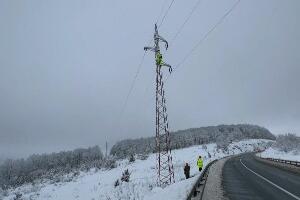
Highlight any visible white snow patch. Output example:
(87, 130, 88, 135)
(259, 147, 300, 162)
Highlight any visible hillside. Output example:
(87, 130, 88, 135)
(1, 139, 271, 200)
(111, 124, 275, 158)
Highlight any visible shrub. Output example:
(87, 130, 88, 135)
(121, 169, 130, 183)
(114, 179, 120, 187)
(137, 154, 148, 160)
(13, 192, 22, 200)
(102, 157, 116, 169)
(129, 155, 135, 163)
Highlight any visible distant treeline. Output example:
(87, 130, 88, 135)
(110, 124, 275, 158)
(0, 146, 115, 189)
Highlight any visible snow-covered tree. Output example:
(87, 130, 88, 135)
(273, 133, 300, 152)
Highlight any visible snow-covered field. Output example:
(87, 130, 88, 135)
(2, 139, 270, 200)
(259, 147, 300, 162)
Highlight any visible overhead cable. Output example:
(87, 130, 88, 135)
(174, 0, 241, 72)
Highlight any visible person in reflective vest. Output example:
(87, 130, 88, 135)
(155, 51, 172, 73)
(197, 156, 203, 171)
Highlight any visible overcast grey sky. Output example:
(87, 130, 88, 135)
(1, 0, 299, 158)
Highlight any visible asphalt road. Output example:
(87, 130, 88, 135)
(222, 153, 300, 200)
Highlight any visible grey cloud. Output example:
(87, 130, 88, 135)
(0, 0, 299, 158)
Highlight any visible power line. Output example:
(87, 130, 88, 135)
(116, 51, 146, 128)
(156, 0, 170, 25)
(142, 0, 202, 108)
(119, 0, 240, 127)
(158, 0, 175, 28)
(170, 0, 203, 44)
(173, 0, 241, 72)
(117, 0, 176, 127)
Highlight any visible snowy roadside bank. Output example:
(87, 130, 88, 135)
(258, 147, 300, 162)
(2, 139, 270, 200)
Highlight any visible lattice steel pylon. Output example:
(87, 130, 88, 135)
(144, 24, 175, 187)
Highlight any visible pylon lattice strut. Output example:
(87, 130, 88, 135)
(144, 24, 174, 187)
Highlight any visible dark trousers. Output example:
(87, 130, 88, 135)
(185, 173, 190, 179)
(198, 167, 202, 171)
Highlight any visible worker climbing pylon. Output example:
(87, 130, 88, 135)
(144, 24, 172, 74)
(156, 51, 172, 73)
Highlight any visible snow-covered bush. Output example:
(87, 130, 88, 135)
(129, 154, 135, 163)
(137, 154, 149, 160)
(273, 133, 300, 153)
(114, 179, 120, 187)
(101, 157, 116, 169)
(13, 192, 22, 200)
(121, 169, 130, 183)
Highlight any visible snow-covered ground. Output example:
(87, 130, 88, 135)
(2, 139, 270, 200)
(259, 147, 300, 162)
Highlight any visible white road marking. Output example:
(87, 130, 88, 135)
(240, 158, 300, 200)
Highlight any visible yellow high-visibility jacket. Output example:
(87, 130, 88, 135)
(156, 53, 163, 65)
(197, 158, 203, 168)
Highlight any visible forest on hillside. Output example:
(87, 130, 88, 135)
(110, 124, 275, 158)
(0, 146, 115, 189)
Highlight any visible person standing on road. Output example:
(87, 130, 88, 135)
(184, 163, 190, 179)
(197, 156, 203, 172)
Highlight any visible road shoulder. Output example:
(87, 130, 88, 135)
(202, 157, 230, 200)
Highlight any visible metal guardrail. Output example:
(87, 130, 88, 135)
(186, 159, 218, 200)
(262, 157, 300, 167)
